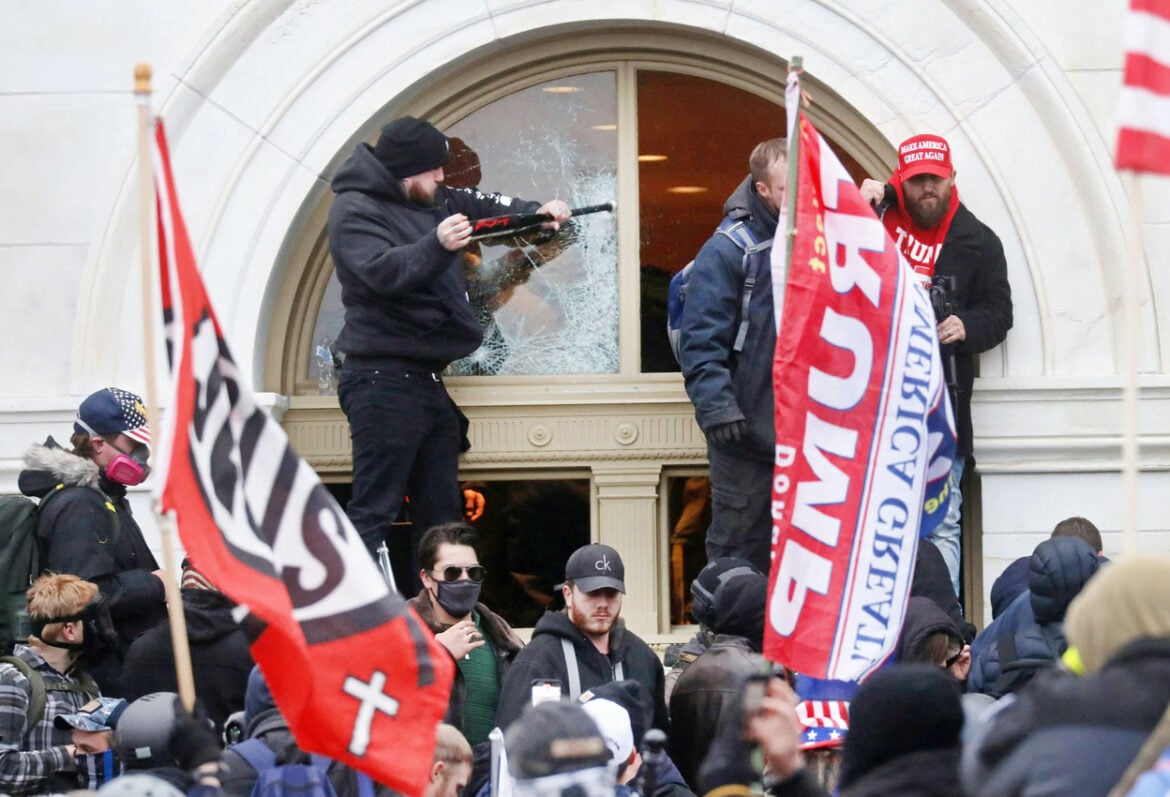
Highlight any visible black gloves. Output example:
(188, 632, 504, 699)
(707, 420, 747, 448)
(696, 721, 761, 795)
(170, 697, 223, 772)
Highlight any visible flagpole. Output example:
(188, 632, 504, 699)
(1121, 170, 1141, 557)
(783, 56, 803, 286)
(135, 63, 197, 712)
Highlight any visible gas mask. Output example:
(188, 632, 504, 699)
(103, 442, 151, 486)
(75, 750, 122, 790)
(31, 595, 119, 661)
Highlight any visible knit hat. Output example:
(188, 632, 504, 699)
(504, 701, 611, 779)
(895, 134, 953, 180)
(562, 544, 625, 593)
(690, 557, 759, 629)
(579, 680, 648, 747)
(372, 116, 449, 179)
(1065, 554, 1170, 675)
(837, 664, 963, 789)
(75, 387, 151, 445)
(708, 571, 768, 647)
(444, 137, 482, 189)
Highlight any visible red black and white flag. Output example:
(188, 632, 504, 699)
(764, 80, 956, 682)
(150, 119, 453, 796)
(1117, 0, 1170, 174)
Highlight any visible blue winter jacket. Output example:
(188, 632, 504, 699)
(678, 178, 778, 461)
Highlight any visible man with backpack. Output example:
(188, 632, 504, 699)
(17, 386, 168, 695)
(0, 573, 103, 795)
(677, 139, 785, 574)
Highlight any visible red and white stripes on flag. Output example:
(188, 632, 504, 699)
(1117, 0, 1170, 174)
(797, 700, 850, 750)
(150, 119, 453, 797)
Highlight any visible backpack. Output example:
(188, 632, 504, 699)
(0, 653, 100, 731)
(0, 488, 72, 654)
(666, 216, 774, 364)
(232, 739, 374, 797)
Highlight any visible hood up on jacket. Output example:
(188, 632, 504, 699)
(19, 437, 103, 498)
(897, 597, 964, 664)
(1028, 536, 1100, 625)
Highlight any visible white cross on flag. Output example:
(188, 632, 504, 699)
(1117, 0, 1170, 174)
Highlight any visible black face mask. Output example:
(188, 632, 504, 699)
(434, 580, 481, 618)
(31, 596, 118, 660)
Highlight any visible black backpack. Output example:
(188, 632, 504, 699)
(0, 486, 109, 653)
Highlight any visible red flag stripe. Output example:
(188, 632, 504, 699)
(1131, 0, 1170, 19)
(1117, 128, 1170, 174)
(1125, 53, 1170, 96)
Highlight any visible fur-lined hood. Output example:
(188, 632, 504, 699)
(18, 438, 103, 498)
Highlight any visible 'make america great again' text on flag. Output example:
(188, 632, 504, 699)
(764, 113, 956, 682)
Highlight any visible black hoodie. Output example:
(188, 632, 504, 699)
(326, 143, 542, 367)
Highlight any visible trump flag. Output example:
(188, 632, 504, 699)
(764, 112, 955, 681)
(151, 119, 453, 796)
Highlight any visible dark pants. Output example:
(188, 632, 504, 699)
(705, 443, 773, 574)
(338, 365, 464, 592)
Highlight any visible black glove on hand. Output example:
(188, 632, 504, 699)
(170, 697, 222, 771)
(697, 728, 760, 795)
(708, 420, 747, 448)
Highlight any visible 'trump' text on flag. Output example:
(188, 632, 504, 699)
(150, 119, 453, 797)
(764, 112, 955, 682)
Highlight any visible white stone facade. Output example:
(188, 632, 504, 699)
(2, 0, 1167, 632)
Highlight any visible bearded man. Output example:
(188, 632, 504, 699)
(327, 116, 570, 590)
(861, 134, 1013, 597)
(495, 544, 667, 734)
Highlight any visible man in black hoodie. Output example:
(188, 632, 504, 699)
(677, 139, 784, 574)
(327, 116, 570, 585)
(495, 544, 667, 734)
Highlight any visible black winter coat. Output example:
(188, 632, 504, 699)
(495, 610, 667, 734)
(931, 202, 1013, 456)
(327, 143, 541, 368)
(969, 637, 1170, 796)
(18, 441, 166, 694)
(121, 588, 254, 734)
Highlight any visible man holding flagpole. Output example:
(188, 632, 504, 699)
(860, 136, 1013, 597)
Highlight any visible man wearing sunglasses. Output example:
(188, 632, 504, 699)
(408, 523, 524, 748)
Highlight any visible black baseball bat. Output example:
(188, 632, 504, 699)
(469, 202, 614, 241)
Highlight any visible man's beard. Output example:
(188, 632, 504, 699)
(569, 601, 617, 638)
(407, 181, 438, 207)
(905, 184, 951, 229)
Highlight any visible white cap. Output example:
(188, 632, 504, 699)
(580, 698, 634, 765)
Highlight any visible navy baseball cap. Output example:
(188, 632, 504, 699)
(74, 387, 151, 446)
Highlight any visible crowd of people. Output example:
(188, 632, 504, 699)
(1, 116, 1159, 797)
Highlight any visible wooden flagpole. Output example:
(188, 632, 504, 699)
(783, 55, 803, 290)
(135, 63, 197, 711)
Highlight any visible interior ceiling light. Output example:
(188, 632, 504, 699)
(542, 85, 582, 93)
(667, 186, 708, 194)
(591, 123, 617, 131)
(638, 154, 668, 162)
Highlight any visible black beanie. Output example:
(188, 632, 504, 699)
(837, 664, 963, 789)
(372, 116, 449, 178)
(579, 680, 649, 747)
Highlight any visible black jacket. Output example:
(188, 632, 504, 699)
(678, 177, 778, 460)
(495, 610, 668, 733)
(970, 637, 1170, 796)
(121, 588, 254, 734)
(327, 143, 541, 368)
(18, 441, 166, 693)
(407, 589, 524, 738)
(931, 202, 1013, 456)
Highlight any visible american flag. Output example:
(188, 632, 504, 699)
(110, 388, 151, 445)
(797, 700, 850, 750)
(1117, 0, 1170, 174)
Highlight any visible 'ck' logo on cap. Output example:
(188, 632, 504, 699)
(595, 555, 612, 572)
